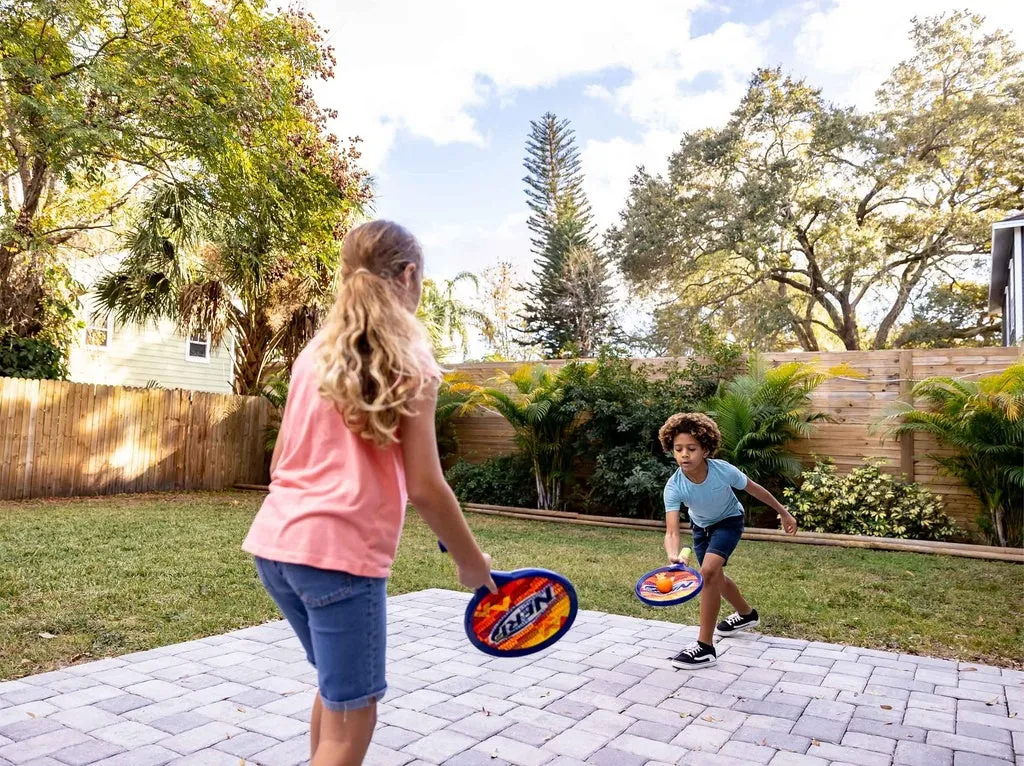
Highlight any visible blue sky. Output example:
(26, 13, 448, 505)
(300, 0, 1023, 355)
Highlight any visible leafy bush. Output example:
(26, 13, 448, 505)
(436, 373, 475, 467)
(783, 460, 961, 541)
(446, 455, 536, 508)
(881, 362, 1024, 547)
(0, 332, 69, 380)
(261, 373, 289, 453)
(563, 338, 743, 518)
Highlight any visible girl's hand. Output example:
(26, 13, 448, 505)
(780, 508, 798, 535)
(458, 552, 498, 594)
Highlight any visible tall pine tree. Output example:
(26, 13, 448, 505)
(519, 113, 617, 357)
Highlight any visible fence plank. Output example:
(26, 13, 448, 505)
(0, 378, 271, 500)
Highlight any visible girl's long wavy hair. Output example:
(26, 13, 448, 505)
(316, 220, 434, 446)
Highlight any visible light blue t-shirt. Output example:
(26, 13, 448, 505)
(663, 459, 748, 528)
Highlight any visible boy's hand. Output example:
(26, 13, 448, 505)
(780, 508, 798, 535)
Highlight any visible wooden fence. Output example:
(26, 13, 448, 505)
(448, 348, 1023, 531)
(0, 378, 271, 501)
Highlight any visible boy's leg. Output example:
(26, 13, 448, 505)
(721, 575, 751, 616)
(698, 553, 727, 646)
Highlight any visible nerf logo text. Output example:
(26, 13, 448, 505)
(490, 585, 556, 644)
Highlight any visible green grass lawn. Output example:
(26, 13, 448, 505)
(1, 491, 1022, 680)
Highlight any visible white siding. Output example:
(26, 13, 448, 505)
(69, 314, 234, 393)
(67, 255, 235, 393)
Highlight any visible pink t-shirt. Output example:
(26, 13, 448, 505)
(242, 337, 439, 578)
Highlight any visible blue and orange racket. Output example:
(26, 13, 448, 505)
(438, 540, 578, 656)
(635, 563, 703, 607)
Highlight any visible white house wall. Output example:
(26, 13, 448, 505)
(69, 313, 235, 393)
(67, 254, 235, 393)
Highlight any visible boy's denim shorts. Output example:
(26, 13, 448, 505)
(255, 557, 387, 711)
(690, 514, 745, 566)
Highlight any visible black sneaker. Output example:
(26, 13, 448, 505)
(671, 641, 717, 669)
(716, 609, 760, 636)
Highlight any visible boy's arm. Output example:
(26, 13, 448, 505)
(663, 481, 686, 562)
(664, 511, 684, 563)
(744, 479, 798, 534)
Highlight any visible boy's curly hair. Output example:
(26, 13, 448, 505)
(659, 412, 721, 455)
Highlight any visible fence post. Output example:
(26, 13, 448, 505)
(899, 349, 915, 481)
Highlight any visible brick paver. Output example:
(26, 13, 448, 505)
(0, 588, 1018, 765)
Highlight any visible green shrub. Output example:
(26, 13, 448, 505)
(0, 332, 69, 380)
(564, 338, 742, 518)
(783, 460, 961, 541)
(446, 455, 536, 508)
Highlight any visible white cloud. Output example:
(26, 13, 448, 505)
(301, 0, 721, 170)
(582, 131, 678, 232)
(419, 212, 533, 283)
(578, 21, 767, 230)
(794, 0, 1024, 108)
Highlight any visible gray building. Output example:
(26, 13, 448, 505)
(990, 212, 1024, 346)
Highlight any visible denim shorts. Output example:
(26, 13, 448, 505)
(254, 557, 387, 711)
(691, 514, 745, 566)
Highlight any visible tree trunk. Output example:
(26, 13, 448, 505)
(0, 156, 49, 328)
(234, 320, 274, 396)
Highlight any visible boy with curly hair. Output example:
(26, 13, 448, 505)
(659, 412, 797, 668)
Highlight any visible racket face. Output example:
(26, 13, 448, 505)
(465, 569, 577, 657)
(635, 564, 703, 606)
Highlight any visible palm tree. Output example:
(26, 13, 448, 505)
(881, 362, 1024, 547)
(707, 358, 834, 485)
(470, 362, 592, 509)
(417, 272, 494, 361)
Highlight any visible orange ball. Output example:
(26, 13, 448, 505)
(655, 574, 673, 593)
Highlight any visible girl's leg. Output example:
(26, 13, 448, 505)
(311, 703, 377, 766)
(311, 691, 323, 759)
(721, 575, 752, 615)
(698, 553, 727, 645)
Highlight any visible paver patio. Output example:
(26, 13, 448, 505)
(1, 588, 1021, 766)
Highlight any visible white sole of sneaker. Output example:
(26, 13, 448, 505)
(715, 618, 760, 637)
(671, 657, 718, 670)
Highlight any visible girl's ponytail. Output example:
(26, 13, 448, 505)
(315, 222, 434, 446)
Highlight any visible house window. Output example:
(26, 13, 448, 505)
(185, 334, 211, 362)
(84, 308, 112, 349)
